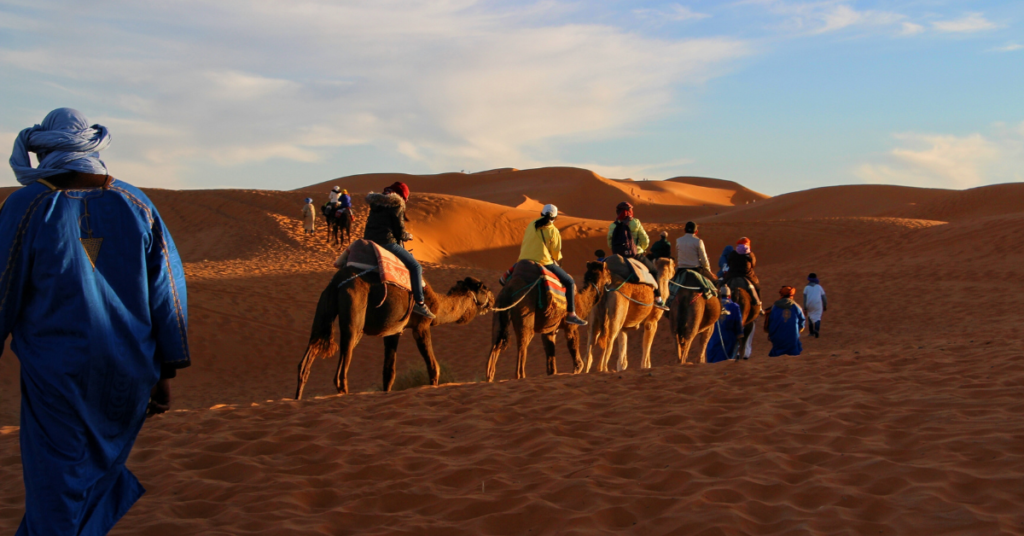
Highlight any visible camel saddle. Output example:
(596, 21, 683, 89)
(670, 268, 717, 301)
(498, 260, 567, 311)
(333, 239, 413, 292)
(604, 254, 658, 288)
(726, 276, 760, 304)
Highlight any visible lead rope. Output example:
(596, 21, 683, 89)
(490, 278, 542, 312)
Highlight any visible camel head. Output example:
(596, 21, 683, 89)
(450, 277, 494, 315)
(583, 260, 612, 292)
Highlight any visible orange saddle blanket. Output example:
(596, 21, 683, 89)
(334, 239, 412, 292)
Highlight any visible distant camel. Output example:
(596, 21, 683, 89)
(725, 280, 761, 360)
(324, 207, 353, 247)
(669, 270, 722, 364)
(587, 257, 674, 372)
(295, 270, 493, 399)
(485, 261, 610, 382)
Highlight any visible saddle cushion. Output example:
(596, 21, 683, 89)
(604, 255, 657, 288)
(669, 268, 717, 301)
(334, 239, 412, 292)
(499, 260, 567, 311)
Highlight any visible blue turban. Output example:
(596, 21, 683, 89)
(9, 108, 111, 185)
(305, 197, 313, 204)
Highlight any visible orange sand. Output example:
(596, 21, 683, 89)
(2, 169, 1024, 534)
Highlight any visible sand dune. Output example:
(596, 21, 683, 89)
(300, 167, 768, 222)
(705, 182, 1024, 223)
(3, 172, 1024, 534)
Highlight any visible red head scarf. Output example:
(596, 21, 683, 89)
(779, 286, 796, 299)
(385, 181, 410, 201)
(616, 201, 633, 221)
(737, 237, 751, 246)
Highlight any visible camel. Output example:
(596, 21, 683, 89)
(669, 269, 722, 364)
(725, 279, 761, 360)
(295, 268, 493, 399)
(324, 207, 353, 247)
(587, 257, 674, 373)
(485, 261, 610, 382)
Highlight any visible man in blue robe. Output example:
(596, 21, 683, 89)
(705, 286, 743, 363)
(2, 108, 189, 536)
(764, 286, 805, 357)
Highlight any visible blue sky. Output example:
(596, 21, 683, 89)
(1, 0, 1022, 194)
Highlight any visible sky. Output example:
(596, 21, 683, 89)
(1, 0, 1022, 194)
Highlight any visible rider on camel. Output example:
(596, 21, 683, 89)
(726, 237, 761, 307)
(518, 204, 587, 326)
(607, 201, 668, 310)
(363, 181, 435, 319)
(328, 185, 341, 205)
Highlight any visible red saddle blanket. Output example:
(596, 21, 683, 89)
(499, 260, 567, 310)
(334, 239, 412, 292)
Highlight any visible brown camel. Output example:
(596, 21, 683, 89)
(669, 270, 722, 364)
(588, 257, 674, 372)
(295, 269, 493, 399)
(485, 261, 610, 382)
(725, 279, 761, 360)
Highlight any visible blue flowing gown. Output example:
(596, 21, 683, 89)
(0, 178, 189, 536)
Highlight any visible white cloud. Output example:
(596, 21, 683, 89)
(857, 124, 1024, 189)
(741, 0, 905, 35)
(634, 4, 710, 22)
(0, 1, 749, 187)
(990, 43, 1023, 53)
(899, 22, 924, 36)
(932, 12, 998, 33)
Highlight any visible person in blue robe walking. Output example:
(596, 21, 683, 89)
(764, 286, 805, 357)
(705, 286, 743, 363)
(2, 108, 189, 536)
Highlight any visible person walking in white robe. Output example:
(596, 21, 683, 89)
(803, 273, 827, 338)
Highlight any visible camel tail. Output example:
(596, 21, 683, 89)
(306, 275, 342, 360)
(296, 274, 344, 399)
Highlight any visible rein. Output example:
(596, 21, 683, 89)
(604, 274, 656, 307)
(490, 278, 542, 312)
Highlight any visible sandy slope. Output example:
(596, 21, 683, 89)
(300, 167, 768, 221)
(3, 173, 1024, 534)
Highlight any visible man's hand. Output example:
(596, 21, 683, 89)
(147, 379, 171, 417)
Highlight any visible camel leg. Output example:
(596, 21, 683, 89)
(413, 325, 441, 386)
(600, 318, 623, 373)
(382, 333, 402, 392)
(516, 329, 534, 380)
(695, 328, 713, 364)
(296, 343, 326, 400)
(564, 326, 584, 374)
(541, 331, 558, 375)
(513, 312, 534, 380)
(334, 324, 364, 394)
(616, 331, 629, 372)
(641, 319, 658, 369)
(486, 311, 511, 382)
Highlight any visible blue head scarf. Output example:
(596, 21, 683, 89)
(305, 197, 313, 204)
(9, 108, 111, 185)
(718, 245, 734, 270)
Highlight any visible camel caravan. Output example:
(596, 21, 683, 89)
(296, 183, 770, 398)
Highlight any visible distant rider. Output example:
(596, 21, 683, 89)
(726, 237, 761, 307)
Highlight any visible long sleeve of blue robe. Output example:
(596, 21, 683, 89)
(706, 300, 743, 363)
(766, 299, 804, 357)
(0, 179, 189, 536)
